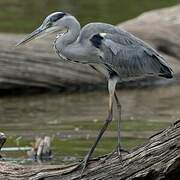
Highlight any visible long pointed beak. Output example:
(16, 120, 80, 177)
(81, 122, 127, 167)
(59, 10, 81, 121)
(16, 26, 46, 46)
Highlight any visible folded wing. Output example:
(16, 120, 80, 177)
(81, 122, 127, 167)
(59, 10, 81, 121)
(93, 32, 173, 80)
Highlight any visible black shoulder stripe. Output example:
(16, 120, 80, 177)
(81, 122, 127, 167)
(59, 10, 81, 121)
(90, 34, 103, 48)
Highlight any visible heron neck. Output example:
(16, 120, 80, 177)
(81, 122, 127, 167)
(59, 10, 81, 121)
(55, 16, 81, 48)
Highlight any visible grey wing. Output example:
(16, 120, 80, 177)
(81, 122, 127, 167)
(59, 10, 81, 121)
(92, 33, 173, 80)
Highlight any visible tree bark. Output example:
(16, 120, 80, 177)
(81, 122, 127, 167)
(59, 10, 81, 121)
(0, 120, 180, 180)
(1, 5, 180, 92)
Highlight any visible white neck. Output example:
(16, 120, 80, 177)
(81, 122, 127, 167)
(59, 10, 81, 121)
(55, 16, 81, 50)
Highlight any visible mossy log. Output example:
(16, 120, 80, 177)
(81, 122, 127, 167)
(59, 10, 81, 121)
(0, 120, 180, 180)
(0, 5, 180, 91)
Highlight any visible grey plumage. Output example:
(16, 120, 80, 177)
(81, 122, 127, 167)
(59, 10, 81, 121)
(79, 23, 173, 80)
(16, 12, 173, 81)
(53, 18, 173, 80)
(17, 12, 173, 175)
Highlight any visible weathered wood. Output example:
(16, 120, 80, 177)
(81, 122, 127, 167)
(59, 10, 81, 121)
(0, 120, 180, 180)
(0, 33, 103, 92)
(0, 5, 180, 91)
(27, 136, 52, 160)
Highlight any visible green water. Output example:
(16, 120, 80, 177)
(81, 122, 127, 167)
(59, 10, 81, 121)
(0, 0, 180, 33)
(1, 85, 180, 165)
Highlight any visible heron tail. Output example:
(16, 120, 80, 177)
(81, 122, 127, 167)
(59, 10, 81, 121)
(158, 59, 173, 79)
(159, 67, 173, 78)
(143, 46, 173, 79)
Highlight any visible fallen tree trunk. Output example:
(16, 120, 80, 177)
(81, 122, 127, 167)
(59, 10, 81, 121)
(0, 5, 180, 92)
(0, 119, 180, 180)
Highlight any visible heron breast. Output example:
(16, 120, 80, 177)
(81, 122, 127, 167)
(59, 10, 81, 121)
(54, 44, 70, 61)
(58, 52, 68, 61)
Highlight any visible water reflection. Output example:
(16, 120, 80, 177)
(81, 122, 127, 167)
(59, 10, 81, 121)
(1, 85, 179, 128)
(1, 85, 179, 164)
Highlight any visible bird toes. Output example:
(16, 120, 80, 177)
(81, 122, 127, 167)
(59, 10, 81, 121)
(101, 145, 129, 164)
(76, 155, 90, 179)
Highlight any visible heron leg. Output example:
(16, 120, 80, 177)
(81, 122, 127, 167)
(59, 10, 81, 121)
(79, 78, 117, 178)
(102, 92, 129, 163)
(115, 92, 129, 155)
(114, 92, 122, 158)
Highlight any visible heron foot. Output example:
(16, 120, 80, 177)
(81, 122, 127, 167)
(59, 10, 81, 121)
(116, 145, 129, 160)
(102, 145, 129, 164)
(77, 154, 90, 179)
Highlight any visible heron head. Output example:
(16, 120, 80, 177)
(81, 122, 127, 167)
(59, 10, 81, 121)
(16, 12, 69, 46)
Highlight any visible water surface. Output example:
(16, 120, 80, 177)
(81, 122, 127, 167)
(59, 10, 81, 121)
(1, 85, 179, 164)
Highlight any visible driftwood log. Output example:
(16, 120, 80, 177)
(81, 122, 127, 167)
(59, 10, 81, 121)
(0, 120, 180, 180)
(0, 5, 180, 92)
(27, 136, 52, 161)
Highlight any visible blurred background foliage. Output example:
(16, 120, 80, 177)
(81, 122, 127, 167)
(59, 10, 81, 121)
(0, 0, 180, 33)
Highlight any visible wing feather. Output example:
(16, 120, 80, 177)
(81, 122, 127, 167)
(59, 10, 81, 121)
(79, 23, 173, 79)
(99, 34, 173, 79)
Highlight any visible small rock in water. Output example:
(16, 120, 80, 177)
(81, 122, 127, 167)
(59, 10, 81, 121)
(93, 119, 98, 123)
(63, 156, 77, 162)
(74, 127, 79, 132)
(86, 134, 90, 140)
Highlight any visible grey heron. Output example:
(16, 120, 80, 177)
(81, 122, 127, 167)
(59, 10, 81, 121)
(17, 12, 173, 175)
